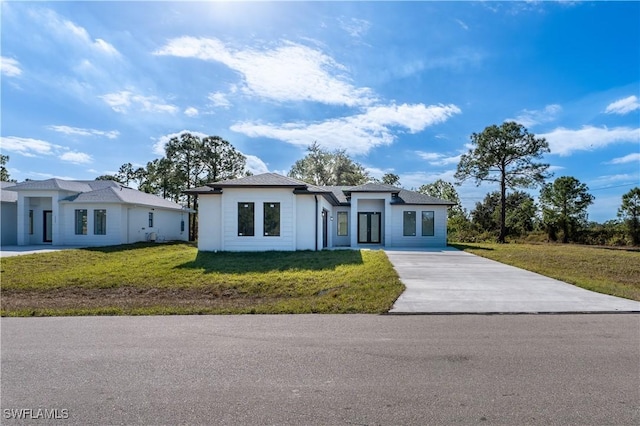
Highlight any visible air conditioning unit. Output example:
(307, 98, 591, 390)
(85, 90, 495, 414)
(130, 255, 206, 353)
(149, 232, 157, 242)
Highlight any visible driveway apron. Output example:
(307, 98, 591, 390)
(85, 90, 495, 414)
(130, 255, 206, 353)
(386, 248, 640, 314)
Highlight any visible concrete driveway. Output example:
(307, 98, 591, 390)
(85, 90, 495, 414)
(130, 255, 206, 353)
(0, 245, 87, 257)
(386, 248, 640, 314)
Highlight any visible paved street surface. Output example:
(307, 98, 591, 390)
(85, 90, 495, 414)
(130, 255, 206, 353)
(2, 314, 639, 425)
(386, 248, 640, 313)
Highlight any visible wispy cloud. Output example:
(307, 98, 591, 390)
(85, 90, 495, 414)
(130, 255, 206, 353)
(1, 135, 92, 164)
(231, 103, 461, 155)
(606, 152, 640, 165)
(184, 107, 199, 117)
(1, 56, 22, 77)
(604, 95, 639, 115)
(59, 151, 93, 164)
(208, 92, 232, 109)
(506, 104, 562, 128)
(1, 136, 60, 157)
(155, 37, 376, 106)
(339, 17, 371, 38)
(100, 90, 178, 114)
(416, 152, 462, 166)
(455, 19, 469, 30)
(539, 126, 640, 156)
(47, 125, 119, 139)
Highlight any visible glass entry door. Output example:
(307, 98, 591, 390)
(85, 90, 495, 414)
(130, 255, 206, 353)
(358, 212, 381, 244)
(43, 210, 53, 243)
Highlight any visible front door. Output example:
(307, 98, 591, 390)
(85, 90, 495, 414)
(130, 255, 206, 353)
(358, 212, 381, 244)
(43, 210, 53, 243)
(322, 209, 328, 248)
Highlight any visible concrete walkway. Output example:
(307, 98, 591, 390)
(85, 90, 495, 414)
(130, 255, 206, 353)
(0, 245, 87, 257)
(386, 248, 640, 314)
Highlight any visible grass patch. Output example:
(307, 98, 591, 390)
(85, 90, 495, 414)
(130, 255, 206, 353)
(0, 243, 404, 316)
(451, 242, 640, 301)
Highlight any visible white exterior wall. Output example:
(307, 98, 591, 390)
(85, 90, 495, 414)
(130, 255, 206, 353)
(295, 195, 316, 251)
(17, 191, 58, 245)
(59, 203, 123, 246)
(221, 188, 296, 251)
(125, 207, 188, 243)
(197, 195, 222, 251)
(390, 204, 448, 247)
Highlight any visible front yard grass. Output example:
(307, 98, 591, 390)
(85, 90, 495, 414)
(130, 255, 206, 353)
(451, 242, 640, 301)
(0, 243, 404, 316)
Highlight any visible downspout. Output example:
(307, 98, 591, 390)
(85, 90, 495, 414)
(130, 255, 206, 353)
(314, 195, 318, 251)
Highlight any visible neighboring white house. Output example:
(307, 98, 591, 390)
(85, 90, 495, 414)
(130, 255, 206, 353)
(6, 179, 189, 246)
(186, 173, 455, 252)
(1, 181, 18, 246)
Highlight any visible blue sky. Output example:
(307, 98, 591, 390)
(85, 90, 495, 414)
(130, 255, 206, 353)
(1, 1, 638, 222)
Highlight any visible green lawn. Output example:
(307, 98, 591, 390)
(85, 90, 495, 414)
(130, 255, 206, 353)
(0, 243, 405, 316)
(452, 242, 640, 301)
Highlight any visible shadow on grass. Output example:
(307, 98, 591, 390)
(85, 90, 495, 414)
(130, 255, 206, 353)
(449, 243, 494, 251)
(176, 249, 364, 274)
(80, 241, 195, 254)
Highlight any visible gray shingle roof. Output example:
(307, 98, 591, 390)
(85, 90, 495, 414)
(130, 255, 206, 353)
(9, 178, 187, 211)
(197, 173, 454, 206)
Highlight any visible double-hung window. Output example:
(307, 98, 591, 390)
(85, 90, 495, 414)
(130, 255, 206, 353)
(238, 203, 255, 236)
(263, 203, 280, 236)
(94, 209, 107, 235)
(75, 209, 87, 235)
(148, 212, 154, 228)
(337, 211, 348, 236)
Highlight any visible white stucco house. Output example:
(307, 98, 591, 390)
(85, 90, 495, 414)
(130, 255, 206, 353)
(186, 173, 454, 252)
(5, 179, 189, 247)
(1, 181, 18, 246)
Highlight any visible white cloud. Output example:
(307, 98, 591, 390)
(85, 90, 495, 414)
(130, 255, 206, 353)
(591, 173, 638, 186)
(539, 126, 640, 156)
(184, 107, 199, 117)
(1, 56, 22, 77)
(365, 166, 395, 181)
(605, 95, 640, 115)
(244, 154, 269, 175)
(0, 136, 60, 157)
(47, 125, 119, 139)
(339, 17, 371, 38)
(606, 153, 640, 165)
(155, 37, 376, 106)
(59, 151, 93, 164)
(100, 90, 178, 114)
(506, 104, 562, 128)
(455, 19, 469, 30)
(208, 92, 232, 109)
(416, 152, 462, 166)
(231, 103, 461, 155)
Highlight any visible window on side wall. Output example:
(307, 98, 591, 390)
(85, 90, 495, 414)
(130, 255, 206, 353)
(94, 209, 107, 235)
(75, 209, 87, 235)
(422, 211, 435, 236)
(149, 212, 154, 228)
(403, 211, 416, 236)
(337, 211, 348, 236)
(238, 203, 255, 236)
(263, 202, 280, 236)
(29, 210, 34, 234)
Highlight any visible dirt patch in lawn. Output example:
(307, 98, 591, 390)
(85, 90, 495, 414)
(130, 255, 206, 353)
(1, 286, 268, 311)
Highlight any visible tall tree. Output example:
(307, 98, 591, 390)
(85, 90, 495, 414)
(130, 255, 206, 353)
(539, 176, 594, 243)
(618, 187, 640, 245)
(418, 179, 464, 218)
(471, 190, 537, 237)
(455, 121, 551, 243)
(1, 155, 16, 182)
(289, 142, 369, 186)
(381, 173, 401, 186)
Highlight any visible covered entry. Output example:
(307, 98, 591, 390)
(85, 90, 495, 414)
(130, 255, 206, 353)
(358, 212, 381, 244)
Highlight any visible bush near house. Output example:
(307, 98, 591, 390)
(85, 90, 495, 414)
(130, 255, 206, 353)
(0, 243, 404, 317)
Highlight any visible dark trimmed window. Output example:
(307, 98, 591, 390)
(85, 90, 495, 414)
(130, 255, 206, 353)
(75, 209, 87, 235)
(238, 203, 255, 236)
(148, 212, 154, 228)
(28, 210, 34, 234)
(403, 211, 416, 236)
(337, 211, 348, 236)
(94, 209, 107, 235)
(263, 202, 280, 236)
(421, 211, 435, 236)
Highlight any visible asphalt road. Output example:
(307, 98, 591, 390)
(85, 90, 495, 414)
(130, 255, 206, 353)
(2, 314, 639, 425)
